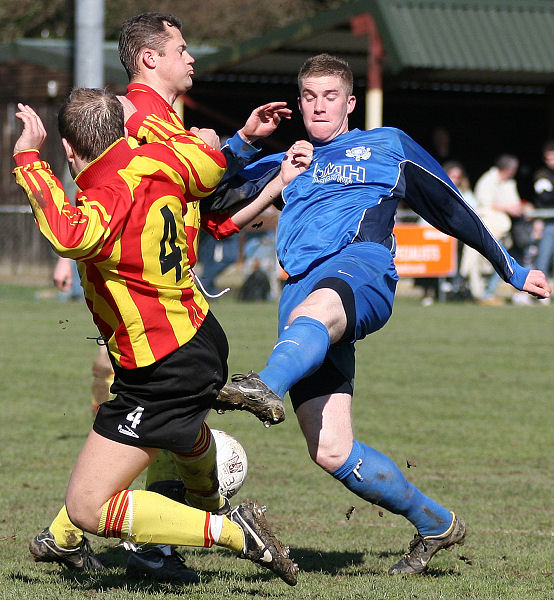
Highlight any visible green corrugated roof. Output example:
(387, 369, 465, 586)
(194, 0, 554, 83)
(379, 0, 554, 73)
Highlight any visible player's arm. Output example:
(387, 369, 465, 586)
(229, 140, 312, 229)
(202, 141, 313, 239)
(12, 104, 108, 258)
(395, 130, 550, 298)
(236, 101, 292, 144)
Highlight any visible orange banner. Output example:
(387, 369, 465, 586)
(393, 224, 457, 277)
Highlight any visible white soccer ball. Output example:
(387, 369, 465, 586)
(212, 429, 248, 499)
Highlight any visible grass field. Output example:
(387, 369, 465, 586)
(0, 283, 552, 600)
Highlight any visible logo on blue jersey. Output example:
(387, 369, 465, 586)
(346, 146, 372, 161)
(312, 162, 367, 185)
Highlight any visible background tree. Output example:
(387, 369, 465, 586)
(0, 0, 339, 43)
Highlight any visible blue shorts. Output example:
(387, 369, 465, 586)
(279, 242, 398, 406)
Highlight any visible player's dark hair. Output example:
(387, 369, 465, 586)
(298, 53, 354, 96)
(58, 88, 124, 162)
(119, 12, 182, 79)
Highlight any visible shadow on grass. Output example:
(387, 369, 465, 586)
(292, 547, 369, 574)
(10, 572, 45, 584)
(34, 546, 286, 593)
(50, 565, 290, 595)
(19, 544, 461, 595)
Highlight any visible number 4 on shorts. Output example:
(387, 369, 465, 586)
(126, 406, 144, 430)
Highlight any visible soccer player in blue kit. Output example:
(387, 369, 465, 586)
(216, 54, 552, 575)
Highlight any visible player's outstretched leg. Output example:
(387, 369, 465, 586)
(388, 513, 466, 575)
(214, 316, 330, 427)
(229, 499, 298, 586)
(29, 527, 103, 571)
(213, 371, 285, 427)
(94, 489, 297, 585)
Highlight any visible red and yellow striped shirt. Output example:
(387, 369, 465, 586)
(13, 116, 231, 369)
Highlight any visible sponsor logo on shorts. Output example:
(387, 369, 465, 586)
(117, 406, 144, 439)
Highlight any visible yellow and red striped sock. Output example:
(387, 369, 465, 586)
(97, 489, 242, 551)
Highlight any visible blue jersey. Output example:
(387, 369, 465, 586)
(213, 127, 529, 289)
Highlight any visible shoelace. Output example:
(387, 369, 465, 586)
(408, 534, 427, 553)
(80, 538, 99, 567)
(230, 371, 255, 382)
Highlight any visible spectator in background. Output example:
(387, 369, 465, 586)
(239, 205, 281, 301)
(441, 160, 487, 302)
(442, 161, 477, 301)
(532, 140, 554, 298)
(474, 155, 525, 305)
(443, 161, 476, 209)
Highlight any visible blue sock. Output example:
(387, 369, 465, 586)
(332, 440, 453, 536)
(259, 316, 330, 399)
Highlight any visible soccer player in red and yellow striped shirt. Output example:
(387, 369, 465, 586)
(25, 11, 297, 583)
(13, 89, 311, 585)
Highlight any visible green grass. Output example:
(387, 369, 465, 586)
(0, 283, 552, 599)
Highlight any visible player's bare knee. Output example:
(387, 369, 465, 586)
(65, 495, 101, 534)
(310, 442, 349, 473)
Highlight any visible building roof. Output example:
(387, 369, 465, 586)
(194, 0, 554, 88)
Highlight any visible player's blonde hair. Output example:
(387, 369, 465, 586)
(298, 54, 354, 96)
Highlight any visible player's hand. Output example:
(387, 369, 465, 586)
(13, 103, 47, 154)
(238, 102, 292, 143)
(279, 140, 313, 185)
(53, 257, 72, 292)
(116, 95, 137, 124)
(189, 127, 221, 149)
(522, 269, 551, 299)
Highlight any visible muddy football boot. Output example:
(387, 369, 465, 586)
(29, 528, 103, 571)
(388, 513, 466, 575)
(214, 372, 285, 427)
(229, 499, 298, 586)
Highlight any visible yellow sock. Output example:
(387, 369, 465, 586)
(219, 515, 245, 553)
(97, 489, 243, 550)
(171, 423, 225, 512)
(49, 505, 84, 548)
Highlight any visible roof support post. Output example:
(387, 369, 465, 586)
(75, 0, 104, 87)
(350, 13, 383, 130)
